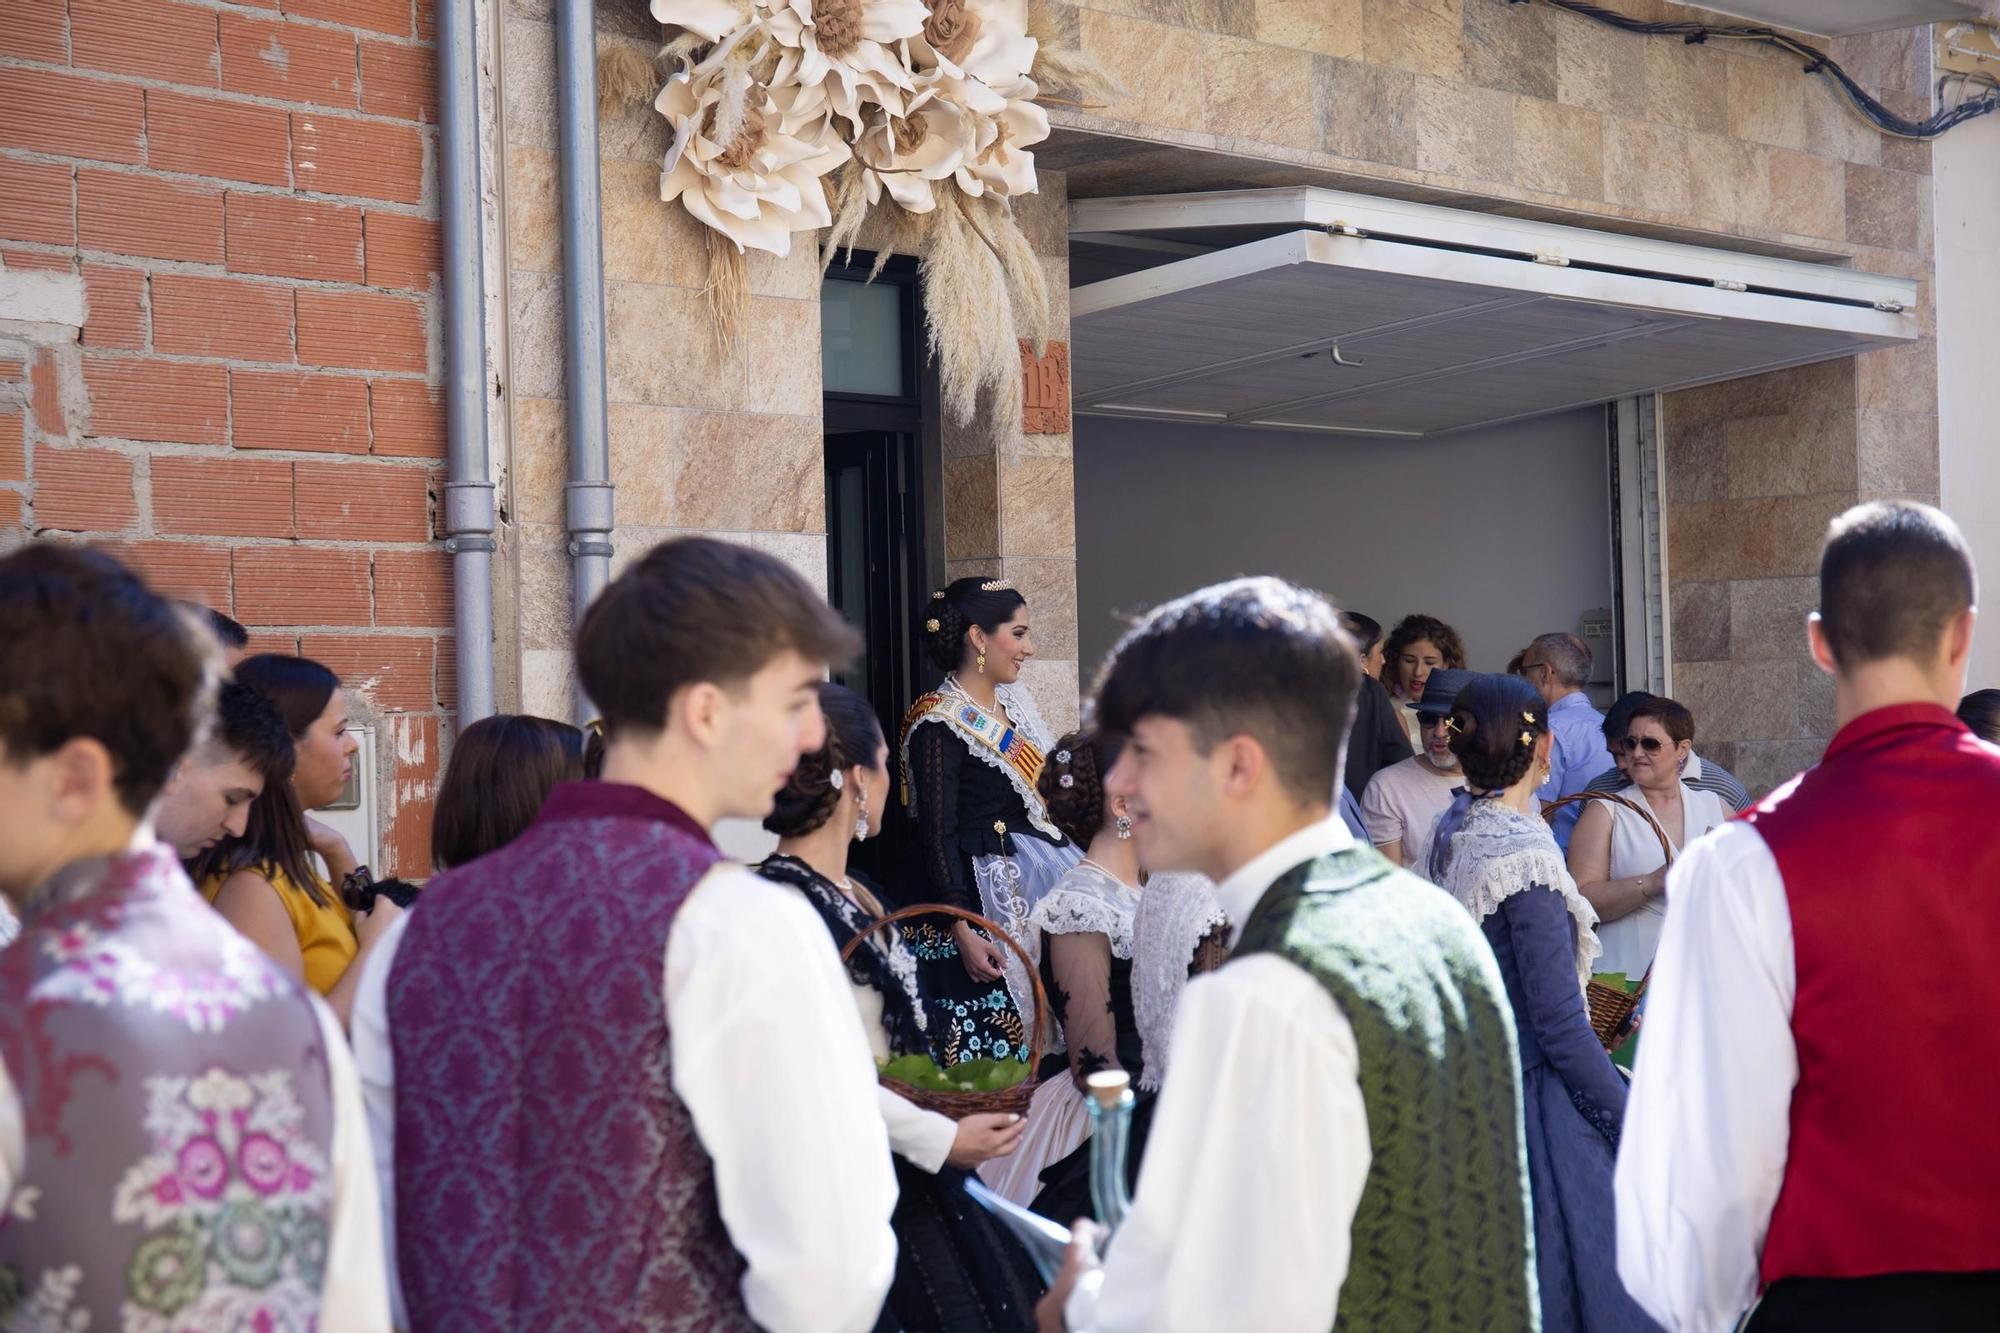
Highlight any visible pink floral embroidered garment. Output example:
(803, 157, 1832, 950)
(0, 841, 387, 1331)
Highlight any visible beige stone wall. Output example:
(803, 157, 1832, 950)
(498, 3, 829, 718)
(938, 179, 1082, 736)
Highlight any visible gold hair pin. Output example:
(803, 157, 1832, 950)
(1519, 730, 1534, 747)
(925, 619, 940, 633)
(585, 717, 606, 738)
(1522, 710, 1537, 724)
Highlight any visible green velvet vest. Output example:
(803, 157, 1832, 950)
(1233, 845, 1539, 1331)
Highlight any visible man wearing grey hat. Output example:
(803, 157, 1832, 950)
(1359, 667, 1477, 880)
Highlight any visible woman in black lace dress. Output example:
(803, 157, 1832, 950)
(900, 577, 1078, 1068)
(757, 684, 1043, 1333)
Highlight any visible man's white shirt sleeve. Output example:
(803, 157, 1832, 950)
(1615, 820, 1797, 1333)
(666, 864, 899, 1333)
(1066, 954, 1371, 1332)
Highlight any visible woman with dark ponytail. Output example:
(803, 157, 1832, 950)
(1429, 673, 1657, 1333)
(899, 576, 1080, 1068)
(756, 684, 1043, 1333)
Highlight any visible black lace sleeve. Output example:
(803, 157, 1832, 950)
(907, 721, 973, 910)
(1045, 929, 1121, 1091)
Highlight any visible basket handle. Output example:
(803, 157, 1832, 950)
(842, 903, 1049, 1077)
(1542, 789, 1675, 866)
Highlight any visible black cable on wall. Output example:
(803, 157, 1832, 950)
(1512, 0, 1998, 140)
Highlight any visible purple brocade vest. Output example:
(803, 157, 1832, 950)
(385, 782, 755, 1333)
(0, 843, 341, 1331)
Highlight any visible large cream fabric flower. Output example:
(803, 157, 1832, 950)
(854, 81, 979, 213)
(657, 54, 851, 255)
(651, 0, 752, 44)
(959, 76, 1047, 198)
(767, 0, 930, 133)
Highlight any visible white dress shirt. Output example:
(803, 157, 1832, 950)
(352, 862, 900, 1333)
(1066, 816, 1373, 1332)
(1614, 820, 1797, 1333)
(0, 993, 388, 1331)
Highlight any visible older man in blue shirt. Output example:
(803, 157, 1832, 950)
(1519, 631, 1617, 850)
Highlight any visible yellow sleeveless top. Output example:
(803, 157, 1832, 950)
(201, 862, 358, 997)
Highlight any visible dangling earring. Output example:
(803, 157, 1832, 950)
(1115, 808, 1133, 841)
(976, 649, 986, 675)
(853, 779, 870, 843)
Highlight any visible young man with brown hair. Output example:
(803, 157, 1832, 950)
(1618, 500, 2000, 1330)
(0, 544, 387, 1330)
(1038, 577, 1534, 1332)
(151, 680, 294, 859)
(351, 537, 900, 1332)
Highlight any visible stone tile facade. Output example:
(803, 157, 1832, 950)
(480, 1, 1940, 795)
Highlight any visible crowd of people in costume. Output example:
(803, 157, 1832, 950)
(1, 496, 1996, 1332)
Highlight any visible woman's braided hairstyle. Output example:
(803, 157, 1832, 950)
(922, 576, 1028, 673)
(1446, 672, 1550, 793)
(1037, 729, 1125, 846)
(764, 682, 885, 838)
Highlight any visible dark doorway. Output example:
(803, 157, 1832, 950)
(823, 256, 942, 888)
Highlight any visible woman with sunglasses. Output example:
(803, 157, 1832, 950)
(1565, 696, 1730, 978)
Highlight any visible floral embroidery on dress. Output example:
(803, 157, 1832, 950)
(108, 1068, 331, 1333)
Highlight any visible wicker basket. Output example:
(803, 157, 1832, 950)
(1542, 790, 1672, 1052)
(842, 903, 1048, 1120)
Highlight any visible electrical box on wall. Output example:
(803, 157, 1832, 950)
(1579, 608, 1617, 707)
(313, 723, 378, 874)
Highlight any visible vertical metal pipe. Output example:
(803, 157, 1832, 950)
(439, 0, 497, 724)
(554, 0, 614, 727)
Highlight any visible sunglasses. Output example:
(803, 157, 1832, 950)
(1618, 735, 1668, 755)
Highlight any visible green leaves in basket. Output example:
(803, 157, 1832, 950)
(1591, 971, 1636, 993)
(879, 1053, 1030, 1094)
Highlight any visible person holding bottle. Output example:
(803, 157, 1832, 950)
(901, 577, 1080, 1067)
(759, 682, 1041, 1333)
(1037, 578, 1534, 1333)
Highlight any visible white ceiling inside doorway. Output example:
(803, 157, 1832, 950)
(1067, 189, 1919, 440)
(1695, 2, 1981, 36)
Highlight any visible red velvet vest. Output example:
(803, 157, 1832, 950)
(1743, 704, 2000, 1285)
(386, 783, 756, 1332)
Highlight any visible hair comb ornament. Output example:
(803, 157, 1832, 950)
(931, 590, 945, 600)
(926, 618, 940, 633)
(981, 579, 1013, 592)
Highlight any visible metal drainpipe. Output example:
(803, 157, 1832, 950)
(555, 0, 615, 727)
(439, 0, 496, 724)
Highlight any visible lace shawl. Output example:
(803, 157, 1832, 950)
(1440, 800, 1602, 983)
(1129, 872, 1228, 1092)
(1028, 861, 1142, 960)
(901, 678, 1064, 842)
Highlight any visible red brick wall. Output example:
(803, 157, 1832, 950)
(0, 0, 450, 875)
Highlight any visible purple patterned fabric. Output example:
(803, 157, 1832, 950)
(386, 782, 757, 1333)
(0, 843, 339, 1331)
